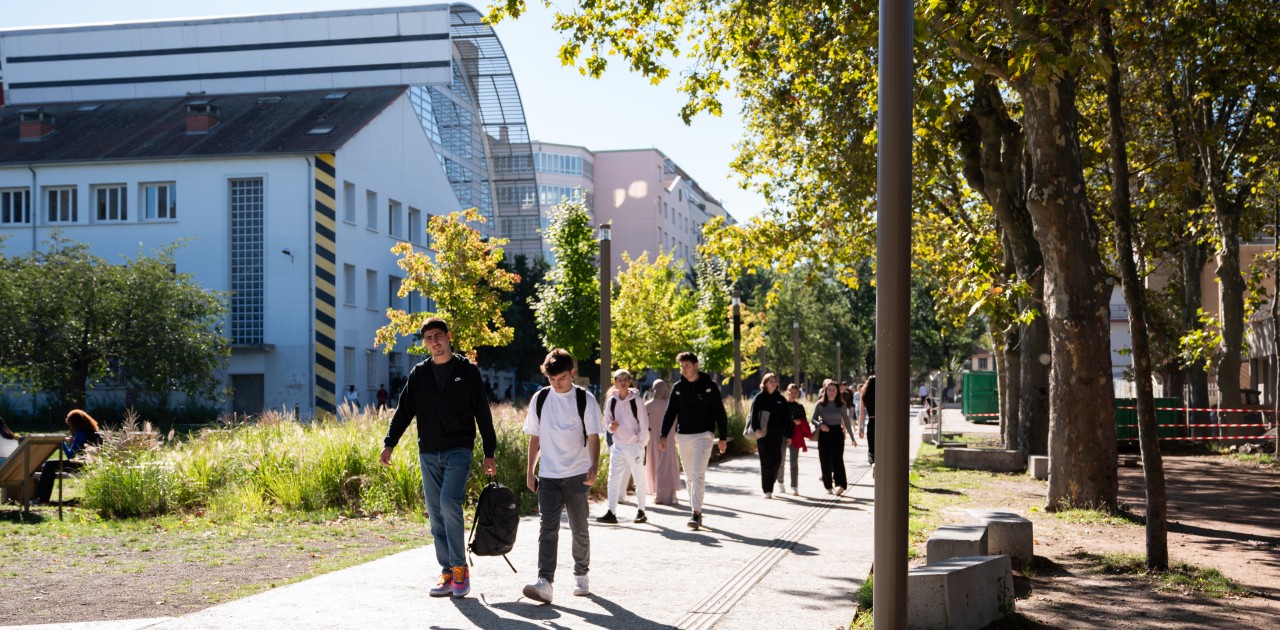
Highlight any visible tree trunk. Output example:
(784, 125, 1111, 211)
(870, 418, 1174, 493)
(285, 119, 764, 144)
(999, 319, 1021, 450)
(1100, 10, 1168, 568)
(959, 78, 1051, 455)
(1018, 70, 1119, 512)
(1215, 211, 1246, 425)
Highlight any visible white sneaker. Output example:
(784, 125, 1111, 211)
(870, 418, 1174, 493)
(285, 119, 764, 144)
(573, 575, 590, 596)
(764, 492, 773, 499)
(523, 577, 553, 604)
(776, 484, 786, 495)
(792, 487, 799, 496)
(835, 486, 846, 496)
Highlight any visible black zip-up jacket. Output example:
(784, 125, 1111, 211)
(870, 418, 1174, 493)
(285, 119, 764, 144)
(660, 371, 729, 440)
(384, 353, 497, 457)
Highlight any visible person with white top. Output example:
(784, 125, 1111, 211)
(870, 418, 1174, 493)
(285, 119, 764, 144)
(597, 369, 651, 524)
(522, 349, 602, 605)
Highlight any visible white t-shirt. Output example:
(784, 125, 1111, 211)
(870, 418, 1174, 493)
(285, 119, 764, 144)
(523, 387, 602, 479)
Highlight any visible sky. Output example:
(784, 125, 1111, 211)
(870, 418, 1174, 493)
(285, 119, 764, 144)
(0, 1, 765, 221)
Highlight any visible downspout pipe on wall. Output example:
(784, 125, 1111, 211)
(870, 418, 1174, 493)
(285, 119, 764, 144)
(305, 156, 315, 422)
(27, 165, 37, 253)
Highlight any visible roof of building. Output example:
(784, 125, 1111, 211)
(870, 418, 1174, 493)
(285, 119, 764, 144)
(0, 86, 407, 165)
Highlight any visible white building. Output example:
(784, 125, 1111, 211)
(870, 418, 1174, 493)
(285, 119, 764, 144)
(0, 4, 534, 416)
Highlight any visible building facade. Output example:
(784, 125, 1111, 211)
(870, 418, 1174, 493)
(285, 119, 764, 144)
(0, 4, 533, 417)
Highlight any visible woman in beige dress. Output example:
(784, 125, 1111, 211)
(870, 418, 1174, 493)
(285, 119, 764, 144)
(645, 380, 680, 505)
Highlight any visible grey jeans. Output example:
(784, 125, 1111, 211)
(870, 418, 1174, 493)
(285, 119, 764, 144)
(536, 473, 590, 582)
(776, 442, 799, 488)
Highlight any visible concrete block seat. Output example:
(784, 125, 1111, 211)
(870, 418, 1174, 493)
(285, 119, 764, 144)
(908, 555, 1015, 630)
(942, 447, 1024, 473)
(927, 524, 989, 564)
(1027, 455, 1048, 480)
(965, 509, 1033, 567)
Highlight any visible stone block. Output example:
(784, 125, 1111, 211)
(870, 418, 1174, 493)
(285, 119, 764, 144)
(966, 509, 1033, 567)
(942, 447, 1024, 473)
(927, 525, 989, 564)
(1027, 455, 1048, 480)
(907, 555, 1015, 630)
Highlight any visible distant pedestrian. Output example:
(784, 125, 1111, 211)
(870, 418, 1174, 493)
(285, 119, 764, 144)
(504, 385, 513, 401)
(859, 374, 877, 465)
(597, 369, 650, 524)
(659, 352, 729, 530)
(381, 317, 497, 599)
(918, 382, 929, 406)
(344, 384, 359, 407)
(645, 380, 680, 505)
(376, 384, 389, 411)
(522, 349, 602, 604)
(812, 379, 855, 495)
(776, 383, 811, 496)
(839, 381, 854, 408)
(748, 373, 791, 498)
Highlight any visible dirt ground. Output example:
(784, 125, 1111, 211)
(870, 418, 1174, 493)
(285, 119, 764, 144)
(980, 454, 1280, 629)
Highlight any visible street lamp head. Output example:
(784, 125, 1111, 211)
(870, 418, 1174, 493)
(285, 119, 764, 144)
(599, 222, 612, 241)
(793, 321, 799, 329)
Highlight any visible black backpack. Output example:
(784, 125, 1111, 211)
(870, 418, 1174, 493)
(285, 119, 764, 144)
(468, 481, 519, 572)
(609, 396, 639, 422)
(534, 386, 589, 446)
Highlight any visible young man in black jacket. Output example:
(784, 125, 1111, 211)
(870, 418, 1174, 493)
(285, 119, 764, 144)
(381, 317, 497, 599)
(659, 351, 729, 529)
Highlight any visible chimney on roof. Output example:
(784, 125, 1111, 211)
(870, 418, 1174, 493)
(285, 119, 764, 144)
(499, 125, 509, 143)
(19, 109, 56, 141)
(185, 101, 220, 134)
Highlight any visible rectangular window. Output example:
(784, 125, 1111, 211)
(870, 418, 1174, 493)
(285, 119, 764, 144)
(388, 200, 403, 239)
(141, 183, 177, 220)
(0, 188, 31, 225)
(496, 184, 537, 208)
(366, 190, 378, 230)
(45, 187, 78, 223)
(92, 185, 128, 222)
(229, 178, 265, 345)
(365, 349, 377, 399)
(366, 269, 378, 309)
(408, 208, 423, 244)
(343, 347, 356, 388)
(388, 275, 404, 311)
(343, 264, 356, 306)
(343, 181, 356, 223)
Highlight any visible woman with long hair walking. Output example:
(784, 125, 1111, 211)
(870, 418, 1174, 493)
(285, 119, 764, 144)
(812, 379, 855, 495)
(748, 373, 791, 498)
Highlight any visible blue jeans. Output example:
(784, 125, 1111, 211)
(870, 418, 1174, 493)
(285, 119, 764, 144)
(419, 448, 473, 570)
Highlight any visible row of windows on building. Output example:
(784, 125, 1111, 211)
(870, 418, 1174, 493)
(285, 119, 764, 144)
(340, 181, 427, 244)
(0, 183, 177, 225)
(342, 347, 405, 398)
(338, 262, 436, 314)
(491, 152, 593, 179)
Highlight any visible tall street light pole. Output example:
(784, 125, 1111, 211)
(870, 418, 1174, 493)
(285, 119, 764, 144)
(792, 320, 801, 394)
(599, 222, 612, 405)
(876, 0, 913, 627)
(733, 290, 743, 414)
(836, 341, 842, 388)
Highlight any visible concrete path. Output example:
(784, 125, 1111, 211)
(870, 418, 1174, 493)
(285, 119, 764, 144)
(7, 407, 927, 630)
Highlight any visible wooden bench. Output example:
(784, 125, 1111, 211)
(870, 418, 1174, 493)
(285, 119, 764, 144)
(0, 434, 65, 509)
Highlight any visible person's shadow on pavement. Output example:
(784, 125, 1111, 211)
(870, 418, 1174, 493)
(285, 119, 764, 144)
(490, 593, 674, 629)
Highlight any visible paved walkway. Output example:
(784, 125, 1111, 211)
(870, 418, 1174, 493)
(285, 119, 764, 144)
(7, 407, 929, 630)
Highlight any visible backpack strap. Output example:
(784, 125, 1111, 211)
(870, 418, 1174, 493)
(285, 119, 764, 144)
(630, 397, 638, 420)
(575, 387, 588, 446)
(535, 387, 551, 421)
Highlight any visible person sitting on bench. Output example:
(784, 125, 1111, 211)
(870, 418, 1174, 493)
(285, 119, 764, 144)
(35, 410, 103, 504)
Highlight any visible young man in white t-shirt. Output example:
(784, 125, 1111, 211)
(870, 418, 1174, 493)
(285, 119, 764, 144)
(521, 349, 602, 605)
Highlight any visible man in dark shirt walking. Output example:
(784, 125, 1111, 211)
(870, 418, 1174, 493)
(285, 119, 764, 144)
(659, 351, 728, 529)
(381, 317, 497, 599)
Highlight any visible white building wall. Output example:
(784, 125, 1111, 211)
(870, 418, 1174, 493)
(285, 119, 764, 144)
(0, 93, 456, 416)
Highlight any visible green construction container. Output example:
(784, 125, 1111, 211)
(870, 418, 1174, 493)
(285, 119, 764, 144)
(1114, 398, 1183, 440)
(961, 370, 1000, 424)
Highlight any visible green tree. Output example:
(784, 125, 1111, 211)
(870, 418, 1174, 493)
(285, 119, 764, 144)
(692, 254, 733, 377)
(477, 254, 548, 385)
(0, 238, 228, 416)
(611, 249, 693, 375)
(375, 208, 519, 359)
(533, 199, 600, 365)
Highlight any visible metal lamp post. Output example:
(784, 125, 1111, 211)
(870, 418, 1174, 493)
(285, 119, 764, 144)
(836, 340, 842, 389)
(792, 320, 801, 394)
(599, 222, 612, 403)
(732, 291, 743, 414)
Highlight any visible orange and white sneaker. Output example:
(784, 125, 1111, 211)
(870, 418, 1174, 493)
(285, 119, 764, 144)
(451, 565, 471, 598)
(429, 570, 453, 597)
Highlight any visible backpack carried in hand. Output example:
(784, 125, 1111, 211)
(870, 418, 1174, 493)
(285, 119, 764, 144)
(468, 481, 519, 572)
(534, 385, 589, 446)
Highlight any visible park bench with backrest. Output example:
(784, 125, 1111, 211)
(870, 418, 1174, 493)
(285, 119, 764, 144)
(0, 434, 66, 510)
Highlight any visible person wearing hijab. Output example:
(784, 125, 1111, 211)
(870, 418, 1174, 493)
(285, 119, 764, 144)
(644, 379, 680, 505)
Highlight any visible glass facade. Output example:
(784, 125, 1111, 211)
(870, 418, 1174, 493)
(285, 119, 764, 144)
(229, 177, 264, 346)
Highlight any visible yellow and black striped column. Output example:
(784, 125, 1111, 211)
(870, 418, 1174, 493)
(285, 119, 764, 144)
(313, 154, 338, 413)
